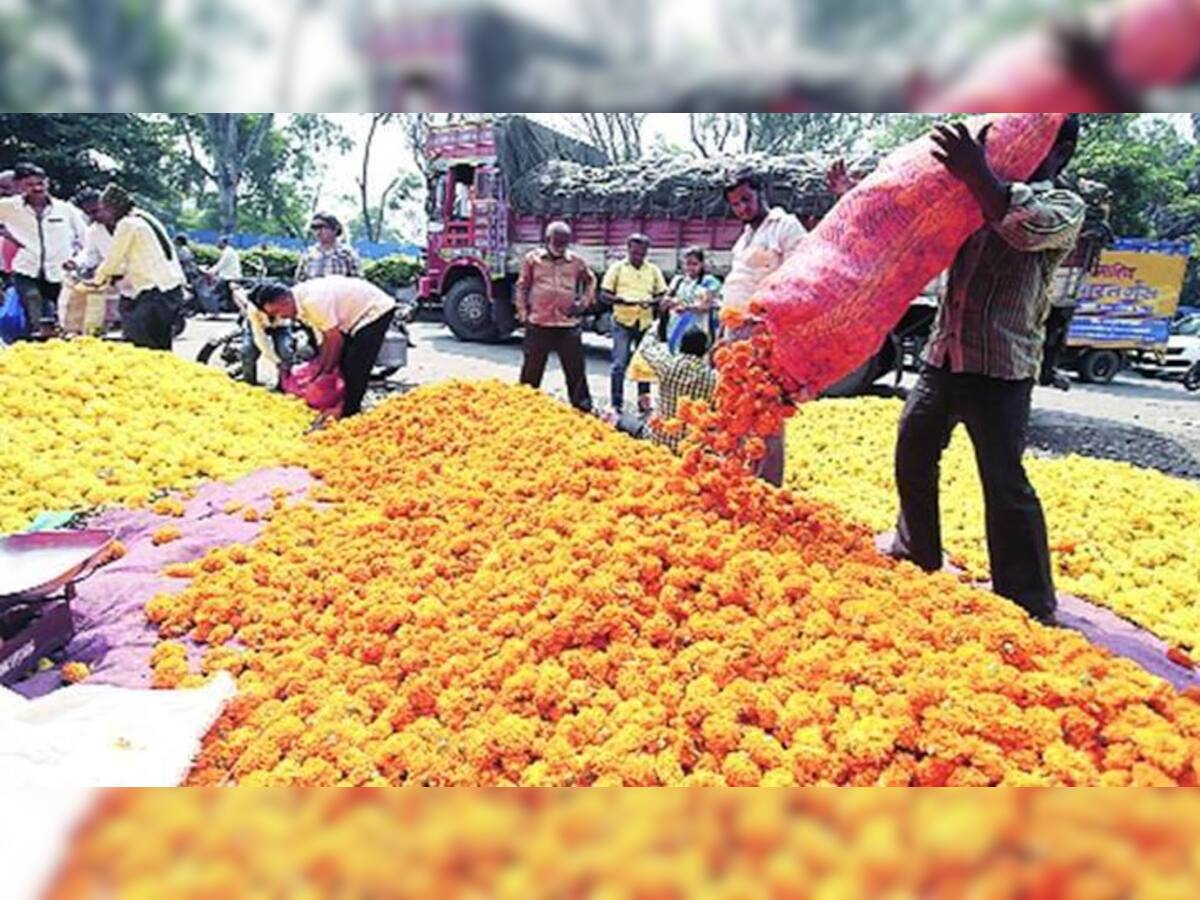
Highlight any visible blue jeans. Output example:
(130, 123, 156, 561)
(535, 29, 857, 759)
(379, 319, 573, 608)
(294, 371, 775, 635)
(242, 323, 295, 386)
(611, 321, 651, 410)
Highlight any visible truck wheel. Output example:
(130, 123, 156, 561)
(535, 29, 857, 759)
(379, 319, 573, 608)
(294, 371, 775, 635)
(1184, 363, 1200, 392)
(1077, 349, 1121, 384)
(443, 277, 499, 342)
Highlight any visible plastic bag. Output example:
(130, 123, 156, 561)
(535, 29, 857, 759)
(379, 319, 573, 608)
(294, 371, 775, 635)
(752, 113, 1066, 397)
(0, 283, 27, 343)
(628, 333, 659, 384)
(59, 286, 109, 336)
(921, 0, 1200, 112)
(282, 360, 345, 418)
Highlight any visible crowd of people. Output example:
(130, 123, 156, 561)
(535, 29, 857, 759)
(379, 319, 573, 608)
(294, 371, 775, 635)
(0, 167, 402, 423)
(517, 115, 1085, 625)
(515, 159, 849, 484)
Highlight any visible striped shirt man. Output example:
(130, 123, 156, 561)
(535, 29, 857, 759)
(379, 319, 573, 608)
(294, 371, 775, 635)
(923, 180, 1086, 380)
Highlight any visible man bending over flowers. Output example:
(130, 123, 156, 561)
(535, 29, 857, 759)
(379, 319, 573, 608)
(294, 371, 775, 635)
(252, 276, 395, 417)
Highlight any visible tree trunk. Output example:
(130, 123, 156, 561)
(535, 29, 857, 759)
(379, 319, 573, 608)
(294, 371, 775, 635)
(359, 114, 381, 242)
(197, 113, 274, 235)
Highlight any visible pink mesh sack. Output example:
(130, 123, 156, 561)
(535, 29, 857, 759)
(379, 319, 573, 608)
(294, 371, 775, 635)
(923, 0, 1200, 112)
(751, 113, 1067, 397)
(282, 361, 345, 418)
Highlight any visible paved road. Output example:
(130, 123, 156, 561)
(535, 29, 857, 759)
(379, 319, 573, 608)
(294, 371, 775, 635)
(176, 314, 1200, 475)
(177, 314, 617, 410)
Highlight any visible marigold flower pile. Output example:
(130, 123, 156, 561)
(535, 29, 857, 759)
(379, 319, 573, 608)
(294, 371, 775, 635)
(45, 790, 1200, 898)
(0, 339, 312, 532)
(150, 381, 1200, 786)
(783, 397, 1200, 653)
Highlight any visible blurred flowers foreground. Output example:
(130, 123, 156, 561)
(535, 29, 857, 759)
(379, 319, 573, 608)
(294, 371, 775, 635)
(45, 790, 1200, 898)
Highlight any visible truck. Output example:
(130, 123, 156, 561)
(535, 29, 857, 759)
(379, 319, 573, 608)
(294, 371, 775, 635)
(1064, 238, 1193, 384)
(417, 115, 845, 343)
(416, 114, 1120, 394)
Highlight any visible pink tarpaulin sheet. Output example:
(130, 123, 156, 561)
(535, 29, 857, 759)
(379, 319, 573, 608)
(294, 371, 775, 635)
(10, 467, 314, 699)
(873, 533, 1199, 692)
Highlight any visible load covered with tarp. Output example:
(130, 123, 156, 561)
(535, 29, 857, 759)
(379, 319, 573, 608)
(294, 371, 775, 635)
(507, 152, 878, 220)
(492, 115, 609, 178)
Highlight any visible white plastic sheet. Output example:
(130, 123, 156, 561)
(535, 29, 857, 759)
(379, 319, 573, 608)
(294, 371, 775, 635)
(0, 672, 234, 788)
(2, 790, 95, 900)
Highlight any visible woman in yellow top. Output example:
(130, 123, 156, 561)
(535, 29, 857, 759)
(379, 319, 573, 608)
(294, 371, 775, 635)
(252, 276, 395, 416)
(600, 233, 667, 416)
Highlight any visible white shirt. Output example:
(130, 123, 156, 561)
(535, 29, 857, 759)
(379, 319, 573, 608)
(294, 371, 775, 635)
(721, 206, 806, 314)
(93, 211, 185, 295)
(75, 222, 135, 298)
(293, 275, 394, 335)
(210, 245, 243, 280)
(0, 195, 86, 282)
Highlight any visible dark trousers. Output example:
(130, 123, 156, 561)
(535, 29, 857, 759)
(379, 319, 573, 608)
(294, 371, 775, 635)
(1040, 305, 1074, 385)
(520, 324, 592, 412)
(12, 274, 61, 333)
(341, 310, 394, 416)
(892, 365, 1055, 621)
(124, 287, 182, 351)
(611, 321, 652, 410)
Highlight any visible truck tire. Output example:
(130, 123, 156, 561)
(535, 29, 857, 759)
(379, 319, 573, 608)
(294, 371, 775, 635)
(491, 278, 518, 338)
(1184, 362, 1200, 392)
(1076, 349, 1121, 384)
(443, 277, 499, 343)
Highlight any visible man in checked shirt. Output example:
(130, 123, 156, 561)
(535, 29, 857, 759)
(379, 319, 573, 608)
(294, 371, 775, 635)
(617, 313, 716, 452)
(890, 114, 1085, 625)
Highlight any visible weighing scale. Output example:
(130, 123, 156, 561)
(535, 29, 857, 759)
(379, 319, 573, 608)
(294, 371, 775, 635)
(0, 531, 113, 687)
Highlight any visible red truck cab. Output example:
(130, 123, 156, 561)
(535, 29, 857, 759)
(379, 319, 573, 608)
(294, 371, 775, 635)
(419, 122, 513, 341)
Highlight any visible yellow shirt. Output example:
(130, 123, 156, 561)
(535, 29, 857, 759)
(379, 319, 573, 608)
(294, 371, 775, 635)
(292, 275, 394, 335)
(602, 259, 667, 329)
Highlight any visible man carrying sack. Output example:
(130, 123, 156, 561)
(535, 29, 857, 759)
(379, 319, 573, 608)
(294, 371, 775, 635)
(88, 184, 186, 351)
(890, 116, 1086, 625)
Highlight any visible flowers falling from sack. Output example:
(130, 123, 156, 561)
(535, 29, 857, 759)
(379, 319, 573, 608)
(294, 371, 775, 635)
(149, 382, 1200, 786)
(45, 790, 1200, 898)
(784, 397, 1200, 654)
(0, 338, 312, 533)
(676, 308, 796, 483)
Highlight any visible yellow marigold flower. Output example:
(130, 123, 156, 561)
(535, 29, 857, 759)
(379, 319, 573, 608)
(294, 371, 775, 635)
(150, 525, 182, 546)
(61, 661, 91, 684)
(0, 339, 310, 532)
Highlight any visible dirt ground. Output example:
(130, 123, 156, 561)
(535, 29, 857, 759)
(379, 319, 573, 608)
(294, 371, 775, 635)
(177, 315, 1200, 479)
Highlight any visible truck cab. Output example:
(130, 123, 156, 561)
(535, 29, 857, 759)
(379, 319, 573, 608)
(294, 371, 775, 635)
(419, 123, 513, 342)
(418, 117, 608, 342)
